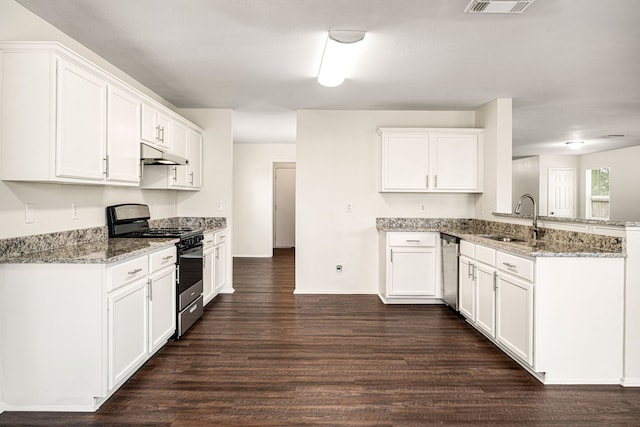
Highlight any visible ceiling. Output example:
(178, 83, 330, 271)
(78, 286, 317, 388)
(16, 0, 640, 157)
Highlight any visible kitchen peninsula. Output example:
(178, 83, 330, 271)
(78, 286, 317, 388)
(378, 216, 625, 385)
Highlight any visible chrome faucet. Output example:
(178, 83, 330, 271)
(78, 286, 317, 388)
(514, 194, 539, 240)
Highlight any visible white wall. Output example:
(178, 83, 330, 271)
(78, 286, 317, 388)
(474, 99, 512, 218)
(512, 156, 539, 216)
(579, 145, 640, 221)
(296, 109, 477, 294)
(233, 143, 296, 257)
(0, 0, 188, 239)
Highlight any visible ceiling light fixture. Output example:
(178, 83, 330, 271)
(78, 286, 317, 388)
(565, 140, 585, 149)
(465, 0, 536, 14)
(317, 30, 366, 88)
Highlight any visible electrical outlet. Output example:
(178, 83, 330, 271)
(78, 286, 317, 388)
(71, 203, 79, 220)
(336, 264, 343, 274)
(25, 203, 35, 223)
(346, 204, 352, 213)
(216, 201, 223, 211)
(419, 204, 425, 213)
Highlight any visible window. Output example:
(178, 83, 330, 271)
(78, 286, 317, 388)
(586, 168, 610, 220)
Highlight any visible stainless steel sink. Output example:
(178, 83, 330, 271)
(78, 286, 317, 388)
(479, 234, 527, 244)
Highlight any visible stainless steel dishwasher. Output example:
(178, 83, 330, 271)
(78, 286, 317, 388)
(440, 233, 460, 312)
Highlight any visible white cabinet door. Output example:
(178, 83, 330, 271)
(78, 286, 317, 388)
(56, 58, 107, 180)
(157, 112, 172, 150)
(140, 102, 159, 144)
(475, 262, 496, 337)
(432, 133, 478, 190)
(214, 243, 227, 294)
(380, 131, 430, 191)
(106, 84, 140, 184)
(148, 266, 176, 355)
(171, 120, 189, 160)
(496, 272, 534, 366)
(389, 247, 436, 296)
(188, 129, 203, 188)
(203, 247, 215, 305)
(458, 256, 475, 320)
(140, 103, 171, 149)
(107, 278, 148, 390)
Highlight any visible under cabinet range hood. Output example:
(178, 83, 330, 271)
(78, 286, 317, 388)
(140, 143, 188, 165)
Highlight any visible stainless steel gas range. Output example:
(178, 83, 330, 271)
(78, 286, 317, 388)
(107, 203, 204, 339)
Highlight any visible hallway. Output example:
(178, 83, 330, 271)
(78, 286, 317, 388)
(1, 248, 640, 425)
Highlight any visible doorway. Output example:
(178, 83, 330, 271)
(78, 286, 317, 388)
(547, 168, 576, 217)
(273, 162, 296, 248)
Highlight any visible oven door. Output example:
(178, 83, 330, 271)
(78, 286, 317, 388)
(177, 243, 203, 311)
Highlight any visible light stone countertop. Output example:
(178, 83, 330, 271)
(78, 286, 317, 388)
(378, 226, 625, 258)
(0, 237, 179, 264)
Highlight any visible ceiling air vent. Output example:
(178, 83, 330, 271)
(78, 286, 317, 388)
(465, 0, 536, 14)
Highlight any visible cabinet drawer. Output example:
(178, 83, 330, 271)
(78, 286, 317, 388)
(203, 232, 215, 250)
(149, 246, 177, 273)
(459, 240, 475, 258)
(214, 228, 228, 245)
(388, 232, 437, 247)
(109, 256, 148, 292)
(475, 245, 496, 266)
(496, 251, 534, 281)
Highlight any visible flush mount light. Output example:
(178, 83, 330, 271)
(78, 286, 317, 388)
(465, 0, 536, 14)
(565, 140, 585, 149)
(317, 30, 366, 87)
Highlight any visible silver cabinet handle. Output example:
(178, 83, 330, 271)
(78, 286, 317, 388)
(103, 157, 108, 175)
(467, 262, 473, 278)
(127, 268, 142, 275)
(435, 174, 438, 188)
(503, 262, 517, 269)
(472, 265, 477, 281)
(189, 171, 194, 184)
(426, 175, 429, 188)
(390, 249, 393, 263)
(215, 247, 219, 260)
(406, 239, 421, 243)
(160, 126, 165, 143)
(172, 166, 177, 181)
(155, 125, 161, 141)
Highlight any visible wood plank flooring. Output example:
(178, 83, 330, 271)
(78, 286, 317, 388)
(2, 248, 640, 425)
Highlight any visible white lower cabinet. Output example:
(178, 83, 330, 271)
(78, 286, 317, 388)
(475, 263, 496, 337)
(458, 243, 496, 337)
(203, 232, 215, 305)
(148, 263, 177, 355)
(107, 278, 149, 390)
(379, 231, 440, 303)
(0, 244, 177, 411)
(458, 255, 475, 319)
(495, 271, 533, 365)
(214, 228, 228, 295)
(456, 241, 626, 384)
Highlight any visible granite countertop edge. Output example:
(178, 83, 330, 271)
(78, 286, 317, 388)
(0, 237, 180, 265)
(377, 226, 625, 258)
(0, 223, 227, 265)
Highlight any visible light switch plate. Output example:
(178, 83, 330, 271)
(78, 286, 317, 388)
(25, 203, 35, 223)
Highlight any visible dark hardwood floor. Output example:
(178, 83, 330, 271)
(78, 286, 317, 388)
(2, 248, 640, 426)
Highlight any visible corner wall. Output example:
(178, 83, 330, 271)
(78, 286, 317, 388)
(475, 99, 512, 218)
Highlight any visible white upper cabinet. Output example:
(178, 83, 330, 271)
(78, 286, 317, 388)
(140, 126, 203, 191)
(1, 42, 201, 187)
(106, 84, 141, 183)
(56, 58, 107, 181)
(141, 102, 172, 151)
(432, 133, 479, 191)
(378, 128, 484, 193)
(380, 131, 430, 191)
